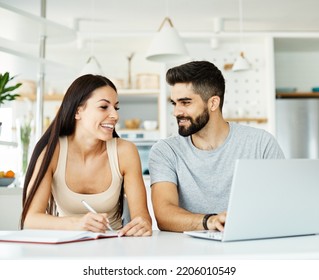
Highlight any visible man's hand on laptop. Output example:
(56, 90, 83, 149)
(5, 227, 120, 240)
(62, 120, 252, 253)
(207, 211, 227, 232)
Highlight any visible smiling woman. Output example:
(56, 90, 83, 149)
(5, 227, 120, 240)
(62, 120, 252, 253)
(20, 74, 152, 237)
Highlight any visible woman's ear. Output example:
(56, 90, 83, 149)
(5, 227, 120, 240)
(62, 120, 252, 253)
(209, 96, 220, 112)
(75, 107, 81, 120)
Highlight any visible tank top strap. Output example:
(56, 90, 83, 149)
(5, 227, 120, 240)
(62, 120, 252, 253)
(56, 136, 67, 178)
(106, 138, 122, 180)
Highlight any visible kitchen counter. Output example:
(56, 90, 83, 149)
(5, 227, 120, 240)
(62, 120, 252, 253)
(0, 187, 22, 230)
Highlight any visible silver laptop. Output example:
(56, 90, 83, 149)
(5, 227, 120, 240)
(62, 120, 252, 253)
(184, 159, 319, 242)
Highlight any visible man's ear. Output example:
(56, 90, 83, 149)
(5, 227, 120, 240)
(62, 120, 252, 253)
(209, 96, 220, 112)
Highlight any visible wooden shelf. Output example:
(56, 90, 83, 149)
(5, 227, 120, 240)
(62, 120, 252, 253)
(225, 118, 268, 124)
(17, 93, 64, 101)
(276, 92, 319, 98)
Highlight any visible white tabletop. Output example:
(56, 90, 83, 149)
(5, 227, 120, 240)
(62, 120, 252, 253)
(1, 231, 319, 260)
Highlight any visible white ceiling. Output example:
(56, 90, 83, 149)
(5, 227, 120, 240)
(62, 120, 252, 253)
(1, 0, 319, 84)
(2, 0, 319, 35)
(2, 0, 319, 55)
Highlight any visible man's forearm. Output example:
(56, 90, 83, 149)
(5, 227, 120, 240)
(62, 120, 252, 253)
(155, 205, 205, 232)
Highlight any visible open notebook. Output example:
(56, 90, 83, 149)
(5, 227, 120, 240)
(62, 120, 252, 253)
(0, 229, 118, 244)
(184, 159, 319, 242)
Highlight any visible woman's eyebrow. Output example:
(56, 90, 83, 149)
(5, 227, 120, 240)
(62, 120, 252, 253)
(97, 98, 111, 104)
(97, 99, 119, 106)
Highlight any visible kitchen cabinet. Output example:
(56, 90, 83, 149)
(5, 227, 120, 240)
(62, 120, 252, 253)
(0, 187, 22, 230)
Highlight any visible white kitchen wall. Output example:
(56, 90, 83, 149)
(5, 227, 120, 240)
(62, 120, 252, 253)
(275, 51, 319, 92)
(274, 37, 319, 92)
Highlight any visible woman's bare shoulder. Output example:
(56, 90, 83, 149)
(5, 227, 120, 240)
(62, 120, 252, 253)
(115, 138, 139, 174)
(116, 137, 137, 151)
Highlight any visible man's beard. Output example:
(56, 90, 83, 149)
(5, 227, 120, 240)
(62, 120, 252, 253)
(177, 107, 209, 137)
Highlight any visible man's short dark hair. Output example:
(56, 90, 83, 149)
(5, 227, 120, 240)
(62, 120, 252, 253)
(166, 61, 225, 110)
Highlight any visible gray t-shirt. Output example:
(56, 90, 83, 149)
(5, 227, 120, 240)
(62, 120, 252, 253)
(149, 123, 285, 214)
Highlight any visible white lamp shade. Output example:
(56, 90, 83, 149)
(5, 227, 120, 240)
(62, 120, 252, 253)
(146, 25, 189, 63)
(232, 52, 250, 72)
(79, 56, 104, 76)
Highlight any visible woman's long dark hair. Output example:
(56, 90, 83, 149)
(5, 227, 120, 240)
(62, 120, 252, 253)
(20, 74, 124, 229)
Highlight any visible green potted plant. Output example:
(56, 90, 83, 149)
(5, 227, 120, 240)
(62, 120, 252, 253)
(0, 72, 22, 105)
(0, 72, 22, 135)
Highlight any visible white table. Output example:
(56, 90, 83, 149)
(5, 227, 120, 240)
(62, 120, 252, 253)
(1, 231, 319, 260)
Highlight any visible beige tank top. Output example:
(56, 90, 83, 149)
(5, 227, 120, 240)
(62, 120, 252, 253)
(52, 137, 123, 230)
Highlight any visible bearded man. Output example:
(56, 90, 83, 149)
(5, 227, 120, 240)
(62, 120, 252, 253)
(149, 61, 284, 233)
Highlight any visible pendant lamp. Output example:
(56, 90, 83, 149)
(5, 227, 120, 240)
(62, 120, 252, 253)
(232, 52, 250, 72)
(232, 0, 250, 72)
(146, 17, 189, 63)
(79, 55, 104, 76)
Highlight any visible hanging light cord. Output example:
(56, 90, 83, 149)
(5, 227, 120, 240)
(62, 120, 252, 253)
(239, 0, 243, 49)
(89, 0, 95, 57)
